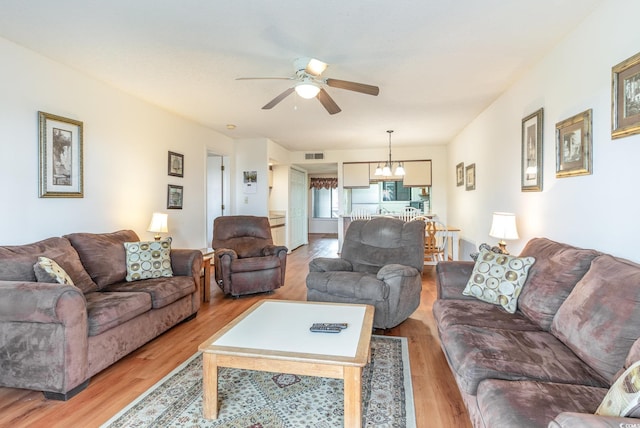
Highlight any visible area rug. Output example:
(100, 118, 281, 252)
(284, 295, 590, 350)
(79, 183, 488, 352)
(101, 335, 416, 427)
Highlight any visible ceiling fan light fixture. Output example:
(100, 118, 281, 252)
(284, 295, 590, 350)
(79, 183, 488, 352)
(295, 82, 320, 99)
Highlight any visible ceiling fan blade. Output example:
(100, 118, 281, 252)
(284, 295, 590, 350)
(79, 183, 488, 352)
(262, 87, 295, 110)
(236, 77, 293, 81)
(316, 88, 341, 115)
(325, 78, 379, 96)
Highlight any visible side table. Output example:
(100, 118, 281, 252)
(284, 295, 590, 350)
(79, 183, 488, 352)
(200, 248, 214, 303)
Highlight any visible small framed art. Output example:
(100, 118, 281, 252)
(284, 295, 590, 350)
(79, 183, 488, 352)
(38, 111, 84, 198)
(465, 163, 476, 191)
(168, 151, 184, 177)
(521, 108, 543, 191)
(167, 184, 183, 209)
(456, 162, 464, 187)
(556, 109, 593, 178)
(612, 51, 640, 139)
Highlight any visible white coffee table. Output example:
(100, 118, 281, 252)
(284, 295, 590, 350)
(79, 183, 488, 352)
(198, 299, 375, 426)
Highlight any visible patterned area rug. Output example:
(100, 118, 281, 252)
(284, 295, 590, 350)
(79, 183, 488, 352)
(101, 335, 416, 427)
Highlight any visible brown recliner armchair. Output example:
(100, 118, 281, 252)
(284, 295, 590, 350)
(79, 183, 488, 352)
(306, 217, 425, 329)
(212, 215, 288, 297)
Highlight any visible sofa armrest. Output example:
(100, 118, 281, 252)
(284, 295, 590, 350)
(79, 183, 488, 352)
(170, 248, 203, 278)
(309, 257, 353, 272)
(549, 412, 640, 427)
(0, 280, 89, 395)
(436, 261, 477, 300)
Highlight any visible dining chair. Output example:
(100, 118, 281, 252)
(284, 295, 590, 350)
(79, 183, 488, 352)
(424, 220, 449, 265)
(399, 206, 420, 222)
(350, 209, 371, 220)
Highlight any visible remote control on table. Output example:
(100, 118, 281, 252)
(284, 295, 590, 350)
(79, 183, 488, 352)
(311, 323, 348, 330)
(309, 325, 342, 333)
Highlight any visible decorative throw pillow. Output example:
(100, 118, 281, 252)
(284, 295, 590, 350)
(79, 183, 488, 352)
(33, 256, 75, 285)
(596, 360, 640, 417)
(462, 248, 535, 313)
(124, 238, 173, 282)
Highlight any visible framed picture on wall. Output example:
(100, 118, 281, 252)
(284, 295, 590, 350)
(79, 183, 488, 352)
(38, 111, 84, 198)
(168, 151, 184, 177)
(521, 108, 544, 191)
(465, 163, 476, 191)
(556, 109, 593, 178)
(456, 162, 464, 187)
(167, 184, 183, 209)
(612, 51, 640, 139)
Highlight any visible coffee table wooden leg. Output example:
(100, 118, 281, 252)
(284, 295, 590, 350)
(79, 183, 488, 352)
(202, 353, 218, 419)
(344, 366, 362, 428)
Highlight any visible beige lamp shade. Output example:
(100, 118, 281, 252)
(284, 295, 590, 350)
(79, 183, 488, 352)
(147, 212, 168, 240)
(489, 212, 519, 253)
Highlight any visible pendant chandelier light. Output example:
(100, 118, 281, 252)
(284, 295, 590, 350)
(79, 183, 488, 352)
(374, 130, 405, 177)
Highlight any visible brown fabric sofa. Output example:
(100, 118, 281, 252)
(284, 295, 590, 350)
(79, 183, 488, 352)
(433, 237, 640, 427)
(0, 230, 202, 400)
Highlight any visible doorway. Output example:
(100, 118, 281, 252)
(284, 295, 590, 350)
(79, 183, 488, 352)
(206, 153, 228, 247)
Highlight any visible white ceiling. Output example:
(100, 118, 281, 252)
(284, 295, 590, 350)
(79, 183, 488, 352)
(0, 0, 602, 152)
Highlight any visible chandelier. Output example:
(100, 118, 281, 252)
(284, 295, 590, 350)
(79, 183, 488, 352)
(374, 130, 405, 177)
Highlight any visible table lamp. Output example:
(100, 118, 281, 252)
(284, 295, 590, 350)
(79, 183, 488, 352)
(489, 212, 519, 254)
(147, 212, 168, 241)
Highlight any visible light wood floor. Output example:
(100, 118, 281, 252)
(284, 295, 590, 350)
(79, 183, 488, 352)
(0, 234, 471, 428)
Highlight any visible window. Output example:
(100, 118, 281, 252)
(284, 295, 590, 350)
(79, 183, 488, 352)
(312, 187, 339, 218)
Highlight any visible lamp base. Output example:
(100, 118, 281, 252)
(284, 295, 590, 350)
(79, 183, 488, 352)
(497, 240, 509, 255)
(153, 234, 161, 241)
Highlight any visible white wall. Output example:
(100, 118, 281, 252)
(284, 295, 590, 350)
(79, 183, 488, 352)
(448, 0, 640, 262)
(0, 37, 232, 248)
(233, 138, 269, 216)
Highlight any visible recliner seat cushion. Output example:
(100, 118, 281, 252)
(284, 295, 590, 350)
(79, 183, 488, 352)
(440, 324, 607, 395)
(104, 276, 195, 309)
(229, 255, 281, 273)
(306, 271, 388, 301)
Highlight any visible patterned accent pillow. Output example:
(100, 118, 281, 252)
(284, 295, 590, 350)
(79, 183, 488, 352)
(33, 256, 75, 285)
(596, 360, 640, 417)
(462, 248, 535, 313)
(124, 238, 173, 282)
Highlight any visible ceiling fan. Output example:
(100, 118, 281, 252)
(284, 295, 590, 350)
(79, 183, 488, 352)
(236, 57, 379, 115)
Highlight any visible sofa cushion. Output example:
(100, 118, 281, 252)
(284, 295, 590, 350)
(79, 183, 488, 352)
(432, 299, 541, 332)
(0, 255, 37, 281)
(104, 276, 195, 309)
(551, 255, 640, 384)
(596, 360, 640, 417)
(124, 238, 173, 282)
(440, 324, 607, 395)
(477, 379, 607, 427)
(518, 237, 600, 330)
(85, 291, 152, 336)
(0, 237, 97, 293)
(33, 256, 74, 285)
(462, 249, 535, 313)
(65, 230, 139, 289)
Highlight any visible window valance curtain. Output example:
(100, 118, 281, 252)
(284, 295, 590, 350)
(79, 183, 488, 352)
(309, 177, 338, 189)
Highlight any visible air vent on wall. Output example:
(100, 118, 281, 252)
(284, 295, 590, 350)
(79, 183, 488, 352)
(305, 152, 325, 160)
